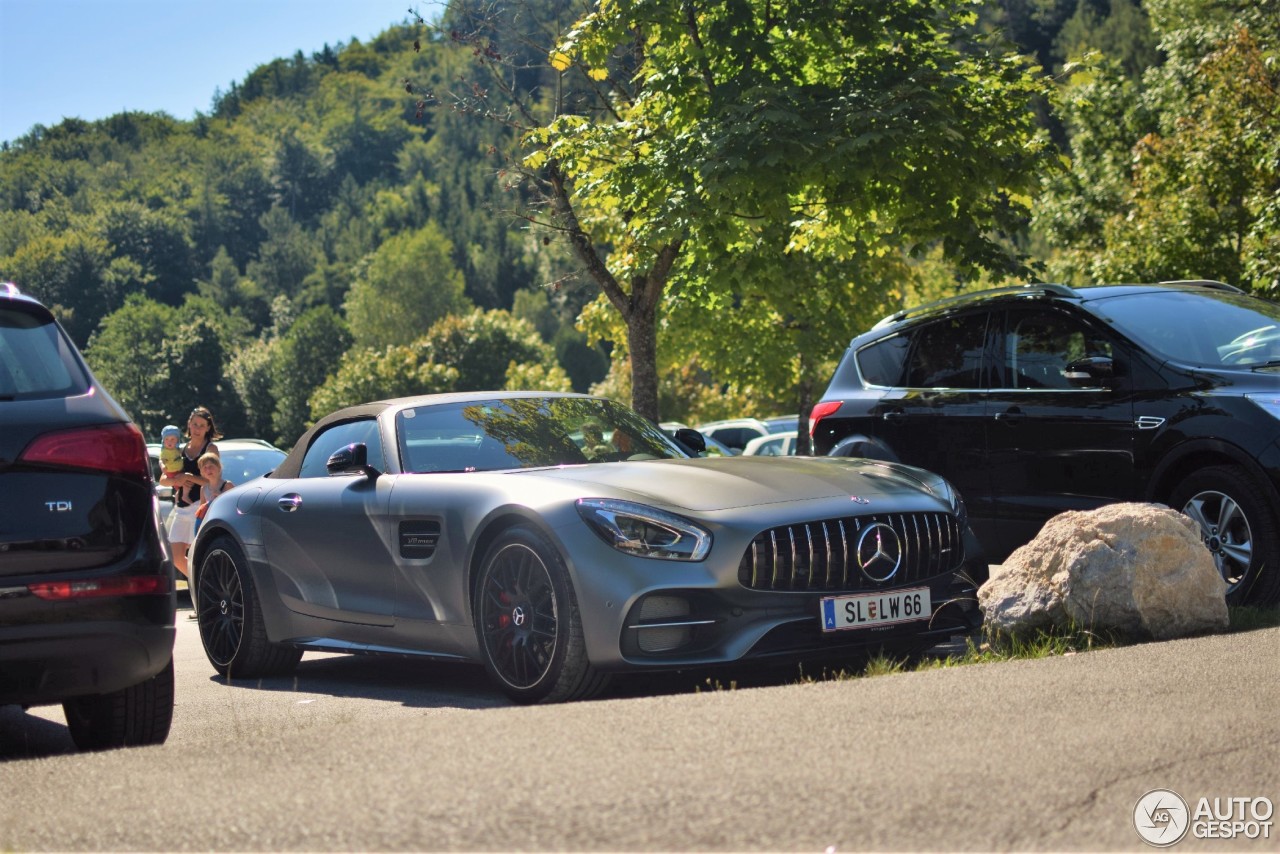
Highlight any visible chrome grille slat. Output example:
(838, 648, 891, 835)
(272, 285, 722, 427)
(823, 521, 834, 588)
(770, 530, 781, 589)
(738, 511, 963, 592)
(806, 523, 816, 590)
(783, 527, 793, 588)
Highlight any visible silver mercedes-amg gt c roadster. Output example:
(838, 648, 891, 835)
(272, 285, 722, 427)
(190, 392, 983, 703)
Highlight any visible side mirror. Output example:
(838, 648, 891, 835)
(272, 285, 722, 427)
(673, 427, 707, 455)
(1063, 355, 1115, 385)
(326, 443, 379, 478)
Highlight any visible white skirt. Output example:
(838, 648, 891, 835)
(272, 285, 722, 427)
(166, 502, 199, 544)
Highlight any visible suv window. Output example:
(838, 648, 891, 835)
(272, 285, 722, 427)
(1004, 310, 1114, 390)
(299, 418, 385, 478)
(0, 306, 89, 399)
(904, 313, 990, 389)
(855, 334, 910, 387)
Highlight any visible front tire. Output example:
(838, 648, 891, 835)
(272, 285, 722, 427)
(1171, 465, 1280, 606)
(196, 535, 302, 678)
(474, 524, 609, 703)
(62, 659, 174, 751)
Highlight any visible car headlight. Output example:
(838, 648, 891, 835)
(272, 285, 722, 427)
(576, 498, 712, 561)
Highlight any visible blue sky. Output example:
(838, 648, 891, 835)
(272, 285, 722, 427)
(0, 0, 431, 145)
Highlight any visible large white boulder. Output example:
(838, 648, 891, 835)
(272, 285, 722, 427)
(979, 502, 1229, 641)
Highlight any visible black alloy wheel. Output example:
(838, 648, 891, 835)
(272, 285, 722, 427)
(474, 524, 607, 703)
(196, 536, 302, 678)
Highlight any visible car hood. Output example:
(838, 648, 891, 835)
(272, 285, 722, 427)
(519, 455, 946, 512)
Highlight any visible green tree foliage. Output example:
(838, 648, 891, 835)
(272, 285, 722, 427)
(1036, 1, 1280, 295)
(425, 0, 1054, 421)
(309, 343, 459, 417)
(226, 338, 277, 441)
(310, 307, 570, 416)
(1, 231, 113, 346)
(269, 306, 353, 446)
(246, 206, 322, 301)
(94, 201, 198, 305)
(344, 223, 471, 348)
(1095, 28, 1279, 292)
(5, 4, 1273, 438)
(84, 294, 175, 433)
(421, 308, 565, 391)
(1053, 0, 1159, 82)
(85, 294, 247, 438)
(268, 128, 334, 223)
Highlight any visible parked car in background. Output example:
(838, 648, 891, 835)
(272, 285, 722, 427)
(812, 280, 1280, 605)
(190, 391, 984, 704)
(744, 430, 799, 456)
(0, 283, 175, 750)
(762, 415, 801, 434)
(660, 421, 737, 456)
(148, 437, 287, 501)
(694, 417, 771, 452)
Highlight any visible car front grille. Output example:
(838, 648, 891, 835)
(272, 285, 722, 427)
(738, 512, 962, 592)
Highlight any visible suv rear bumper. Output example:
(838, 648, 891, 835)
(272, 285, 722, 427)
(0, 612, 175, 706)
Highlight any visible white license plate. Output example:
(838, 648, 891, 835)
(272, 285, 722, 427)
(820, 588, 932, 632)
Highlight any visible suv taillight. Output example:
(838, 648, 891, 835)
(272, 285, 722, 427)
(19, 423, 151, 480)
(28, 575, 168, 600)
(809, 401, 842, 434)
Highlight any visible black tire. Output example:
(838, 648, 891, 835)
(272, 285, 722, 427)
(474, 524, 610, 703)
(196, 535, 302, 679)
(1170, 465, 1280, 606)
(63, 659, 174, 751)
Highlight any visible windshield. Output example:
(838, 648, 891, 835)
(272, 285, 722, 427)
(1094, 290, 1280, 368)
(396, 396, 687, 473)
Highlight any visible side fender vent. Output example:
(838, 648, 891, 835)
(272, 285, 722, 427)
(399, 520, 441, 560)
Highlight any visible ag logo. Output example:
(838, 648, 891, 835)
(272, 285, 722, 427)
(1134, 789, 1190, 847)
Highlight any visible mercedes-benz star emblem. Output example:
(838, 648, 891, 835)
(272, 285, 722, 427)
(511, 605, 526, 627)
(855, 522, 902, 582)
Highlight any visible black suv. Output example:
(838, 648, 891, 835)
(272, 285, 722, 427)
(0, 283, 175, 749)
(812, 281, 1280, 606)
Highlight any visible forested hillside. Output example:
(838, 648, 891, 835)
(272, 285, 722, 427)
(1, 0, 1275, 448)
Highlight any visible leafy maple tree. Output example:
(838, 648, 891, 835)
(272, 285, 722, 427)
(412, 0, 1054, 422)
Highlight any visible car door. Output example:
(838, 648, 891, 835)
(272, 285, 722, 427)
(261, 418, 398, 626)
(875, 311, 994, 528)
(982, 306, 1138, 557)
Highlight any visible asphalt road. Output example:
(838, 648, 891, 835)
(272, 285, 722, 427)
(1, 603, 1277, 852)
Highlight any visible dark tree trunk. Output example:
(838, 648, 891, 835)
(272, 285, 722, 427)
(627, 301, 660, 423)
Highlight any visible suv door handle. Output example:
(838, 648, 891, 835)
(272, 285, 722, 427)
(881, 408, 906, 423)
(277, 494, 302, 512)
(994, 407, 1025, 425)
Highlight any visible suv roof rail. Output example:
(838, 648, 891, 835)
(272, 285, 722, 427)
(1158, 279, 1244, 294)
(872, 283, 1080, 330)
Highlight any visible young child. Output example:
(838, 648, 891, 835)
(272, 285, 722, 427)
(189, 452, 233, 620)
(158, 425, 183, 484)
(196, 452, 234, 517)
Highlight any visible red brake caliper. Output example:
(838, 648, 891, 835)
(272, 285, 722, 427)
(498, 590, 512, 629)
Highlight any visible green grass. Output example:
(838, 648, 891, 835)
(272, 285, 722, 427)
(791, 604, 1279, 686)
(1228, 605, 1280, 632)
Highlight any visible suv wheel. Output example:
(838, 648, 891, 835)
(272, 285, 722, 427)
(1171, 465, 1280, 606)
(62, 659, 174, 751)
